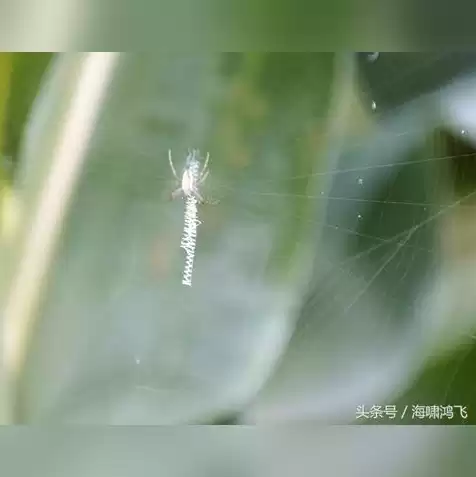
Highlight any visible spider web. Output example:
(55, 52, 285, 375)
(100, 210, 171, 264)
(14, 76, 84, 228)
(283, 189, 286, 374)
(21, 53, 476, 425)
(115, 53, 476, 424)
(192, 54, 476, 424)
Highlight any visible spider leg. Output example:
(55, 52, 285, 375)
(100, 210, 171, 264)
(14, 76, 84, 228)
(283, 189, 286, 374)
(170, 187, 183, 201)
(198, 169, 209, 185)
(193, 189, 206, 205)
(168, 149, 180, 181)
(193, 189, 219, 205)
(199, 152, 210, 179)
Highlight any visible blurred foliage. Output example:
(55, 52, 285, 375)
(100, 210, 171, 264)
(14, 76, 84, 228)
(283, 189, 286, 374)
(1, 53, 476, 431)
(0, 53, 12, 187)
(0, 53, 53, 176)
(4, 53, 53, 166)
(4, 53, 340, 424)
(0, 52, 53, 237)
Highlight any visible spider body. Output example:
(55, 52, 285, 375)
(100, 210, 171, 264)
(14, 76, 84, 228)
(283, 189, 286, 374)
(168, 149, 214, 204)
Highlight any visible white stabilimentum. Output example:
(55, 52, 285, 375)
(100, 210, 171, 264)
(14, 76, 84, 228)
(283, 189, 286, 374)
(180, 195, 201, 286)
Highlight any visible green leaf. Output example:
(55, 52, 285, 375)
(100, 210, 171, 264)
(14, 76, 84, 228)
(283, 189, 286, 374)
(4, 53, 337, 423)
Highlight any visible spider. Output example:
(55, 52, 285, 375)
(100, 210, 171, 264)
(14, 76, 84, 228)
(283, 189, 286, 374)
(168, 148, 217, 204)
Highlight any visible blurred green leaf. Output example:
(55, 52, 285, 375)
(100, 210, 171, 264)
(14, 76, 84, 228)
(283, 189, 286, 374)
(3, 53, 476, 427)
(5, 53, 339, 424)
(5, 53, 53, 165)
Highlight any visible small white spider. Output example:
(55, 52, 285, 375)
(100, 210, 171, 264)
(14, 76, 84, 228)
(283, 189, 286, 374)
(168, 148, 216, 204)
